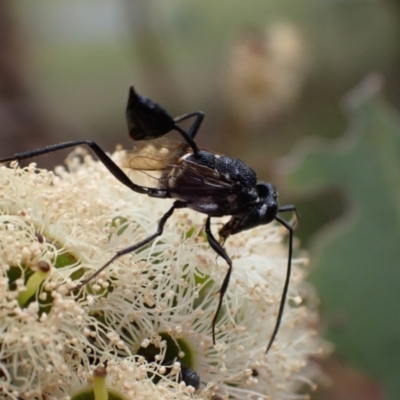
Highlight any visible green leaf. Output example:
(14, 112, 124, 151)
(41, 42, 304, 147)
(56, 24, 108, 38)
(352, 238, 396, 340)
(282, 74, 400, 399)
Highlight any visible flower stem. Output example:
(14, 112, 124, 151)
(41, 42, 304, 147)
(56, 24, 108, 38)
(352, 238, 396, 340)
(18, 261, 50, 307)
(93, 366, 108, 400)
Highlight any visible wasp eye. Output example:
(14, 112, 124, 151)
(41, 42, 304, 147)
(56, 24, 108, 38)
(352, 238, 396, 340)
(256, 182, 274, 197)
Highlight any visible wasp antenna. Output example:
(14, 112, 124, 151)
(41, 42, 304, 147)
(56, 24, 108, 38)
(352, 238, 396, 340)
(266, 215, 293, 354)
(278, 205, 299, 229)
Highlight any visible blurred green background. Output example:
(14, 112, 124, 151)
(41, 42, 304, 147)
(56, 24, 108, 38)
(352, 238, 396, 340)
(1, 1, 400, 399)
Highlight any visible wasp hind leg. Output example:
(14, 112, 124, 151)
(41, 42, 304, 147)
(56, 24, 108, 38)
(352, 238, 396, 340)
(173, 111, 204, 155)
(174, 111, 204, 139)
(0, 140, 159, 196)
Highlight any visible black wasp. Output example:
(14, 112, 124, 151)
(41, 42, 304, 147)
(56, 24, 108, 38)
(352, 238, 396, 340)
(0, 87, 297, 354)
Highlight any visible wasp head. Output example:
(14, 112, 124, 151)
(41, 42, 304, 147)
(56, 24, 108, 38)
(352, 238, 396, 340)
(219, 182, 278, 240)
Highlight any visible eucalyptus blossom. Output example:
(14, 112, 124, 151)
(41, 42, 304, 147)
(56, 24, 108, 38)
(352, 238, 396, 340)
(0, 150, 323, 399)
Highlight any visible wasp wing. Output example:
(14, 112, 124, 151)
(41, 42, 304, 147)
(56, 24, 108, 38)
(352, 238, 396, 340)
(123, 137, 246, 207)
(121, 137, 189, 187)
(168, 157, 251, 215)
(124, 137, 189, 171)
(170, 158, 235, 192)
